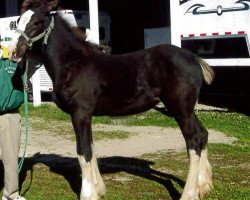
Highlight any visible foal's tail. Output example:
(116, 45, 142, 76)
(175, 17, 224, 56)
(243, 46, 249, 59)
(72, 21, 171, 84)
(196, 57, 215, 85)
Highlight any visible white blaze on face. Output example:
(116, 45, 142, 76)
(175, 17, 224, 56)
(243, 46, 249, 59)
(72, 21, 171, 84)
(8, 9, 35, 58)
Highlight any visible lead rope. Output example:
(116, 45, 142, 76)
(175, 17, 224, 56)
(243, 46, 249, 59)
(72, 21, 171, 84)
(17, 59, 29, 173)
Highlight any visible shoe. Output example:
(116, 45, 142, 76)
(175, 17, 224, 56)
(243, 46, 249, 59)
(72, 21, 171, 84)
(2, 196, 26, 200)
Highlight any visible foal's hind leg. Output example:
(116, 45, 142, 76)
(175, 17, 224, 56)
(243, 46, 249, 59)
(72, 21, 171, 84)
(161, 99, 213, 199)
(197, 146, 213, 199)
(177, 113, 213, 200)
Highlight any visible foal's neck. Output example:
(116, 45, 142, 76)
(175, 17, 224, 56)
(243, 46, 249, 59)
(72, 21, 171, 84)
(52, 16, 82, 54)
(40, 15, 83, 81)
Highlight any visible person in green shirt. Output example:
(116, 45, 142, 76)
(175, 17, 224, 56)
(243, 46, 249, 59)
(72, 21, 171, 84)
(0, 45, 26, 200)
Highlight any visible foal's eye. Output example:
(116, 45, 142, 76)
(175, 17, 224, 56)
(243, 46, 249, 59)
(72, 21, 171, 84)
(33, 20, 41, 27)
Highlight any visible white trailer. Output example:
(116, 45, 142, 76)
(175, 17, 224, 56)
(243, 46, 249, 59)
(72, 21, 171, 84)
(177, 0, 250, 67)
(175, 0, 250, 110)
(145, 0, 250, 67)
(144, 0, 250, 111)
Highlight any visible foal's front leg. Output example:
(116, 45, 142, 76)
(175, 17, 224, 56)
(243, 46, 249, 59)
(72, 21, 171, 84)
(72, 113, 105, 200)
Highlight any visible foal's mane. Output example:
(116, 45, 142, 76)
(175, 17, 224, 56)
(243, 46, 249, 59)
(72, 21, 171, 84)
(56, 14, 106, 55)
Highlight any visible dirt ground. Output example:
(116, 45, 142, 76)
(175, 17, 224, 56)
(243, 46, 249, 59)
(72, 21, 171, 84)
(21, 123, 237, 158)
(0, 104, 236, 159)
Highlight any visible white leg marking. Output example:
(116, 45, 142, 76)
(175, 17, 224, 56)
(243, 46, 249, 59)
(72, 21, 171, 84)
(78, 152, 105, 200)
(82, 179, 93, 197)
(181, 148, 213, 200)
(180, 150, 200, 200)
(197, 148, 213, 199)
(91, 154, 106, 196)
(78, 155, 98, 200)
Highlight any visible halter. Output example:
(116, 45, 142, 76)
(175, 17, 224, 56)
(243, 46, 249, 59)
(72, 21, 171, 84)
(16, 16, 55, 49)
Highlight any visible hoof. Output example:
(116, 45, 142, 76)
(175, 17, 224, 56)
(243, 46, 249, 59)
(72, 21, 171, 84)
(197, 178, 213, 199)
(180, 193, 200, 200)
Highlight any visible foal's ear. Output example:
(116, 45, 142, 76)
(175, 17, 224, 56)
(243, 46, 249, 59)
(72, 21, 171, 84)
(21, 0, 59, 14)
(21, 0, 43, 14)
(47, 0, 59, 11)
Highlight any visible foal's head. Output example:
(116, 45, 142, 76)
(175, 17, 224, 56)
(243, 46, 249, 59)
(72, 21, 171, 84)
(8, 0, 58, 62)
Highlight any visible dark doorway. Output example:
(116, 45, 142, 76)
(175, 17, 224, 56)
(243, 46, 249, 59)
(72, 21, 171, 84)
(54, 0, 170, 54)
(99, 0, 170, 54)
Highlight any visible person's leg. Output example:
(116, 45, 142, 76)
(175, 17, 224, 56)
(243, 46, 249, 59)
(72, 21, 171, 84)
(0, 112, 21, 199)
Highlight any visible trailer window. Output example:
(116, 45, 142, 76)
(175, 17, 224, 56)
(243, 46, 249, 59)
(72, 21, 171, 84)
(182, 37, 249, 58)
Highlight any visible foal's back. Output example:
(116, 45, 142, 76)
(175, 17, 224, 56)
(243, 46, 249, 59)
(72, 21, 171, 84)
(76, 44, 202, 116)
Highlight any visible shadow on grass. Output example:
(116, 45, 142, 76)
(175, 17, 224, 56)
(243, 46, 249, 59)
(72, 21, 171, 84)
(0, 154, 184, 200)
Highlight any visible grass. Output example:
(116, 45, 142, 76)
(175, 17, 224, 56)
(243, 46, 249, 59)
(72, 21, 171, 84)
(0, 103, 248, 199)
(93, 130, 134, 141)
(206, 143, 250, 199)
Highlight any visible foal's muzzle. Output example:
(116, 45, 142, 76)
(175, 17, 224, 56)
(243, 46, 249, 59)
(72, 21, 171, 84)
(8, 43, 27, 63)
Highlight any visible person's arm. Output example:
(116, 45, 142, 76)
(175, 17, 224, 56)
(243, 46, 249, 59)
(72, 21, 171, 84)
(11, 58, 26, 91)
